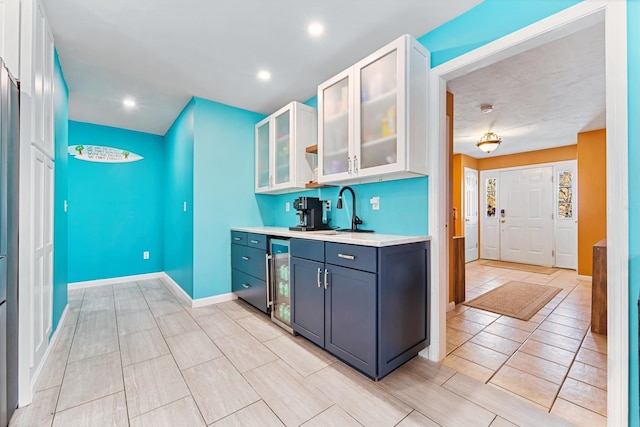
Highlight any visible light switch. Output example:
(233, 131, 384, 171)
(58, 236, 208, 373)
(285, 202, 290, 212)
(183, 201, 187, 212)
(370, 197, 380, 211)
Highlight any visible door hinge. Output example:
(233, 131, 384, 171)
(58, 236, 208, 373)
(551, 213, 554, 220)
(552, 250, 555, 257)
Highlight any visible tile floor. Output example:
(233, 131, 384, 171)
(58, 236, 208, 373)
(8, 277, 577, 426)
(444, 261, 608, 427)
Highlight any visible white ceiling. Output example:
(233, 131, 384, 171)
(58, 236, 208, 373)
(448, 22, 605, 159)
(42, 0, 482, 135)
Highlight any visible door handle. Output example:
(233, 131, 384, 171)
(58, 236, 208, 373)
(250, 239, 259, 244)
(337, 254, 355, 260)
(242, 256, 250, 261)
(242, 283, 251, 289)
(501, 219, 506, 223)
(324, 268, 329, 290)
(317, 267, 322, 288)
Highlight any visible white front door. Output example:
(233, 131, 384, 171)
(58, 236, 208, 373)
(464, 167, 478, 262)
(554, 162, 577, 269)
(500, 167, 554, 266)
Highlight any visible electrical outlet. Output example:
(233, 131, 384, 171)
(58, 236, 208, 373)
(370, 196, 380, 211)
(325, 200, 331, 210)
(285, 202, 290, 212)
(143, 251, 149, 260)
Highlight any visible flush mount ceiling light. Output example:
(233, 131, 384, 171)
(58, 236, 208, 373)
(477, 131, 502, 153)
(307, 22, 325, 37)
(122, 97, 136, 109)
(480, 103, 494, 114)
(257, 70, 271, 81)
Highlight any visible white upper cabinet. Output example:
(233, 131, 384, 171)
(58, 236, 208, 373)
(0, 0, 20, 76)
(255, 101, 317, 194)
(318, 34, 429, 184)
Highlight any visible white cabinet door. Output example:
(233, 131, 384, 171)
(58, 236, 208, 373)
(0, 0, 20, 76)
(255, 118, 270, 192)
(271, 107, 292, 191)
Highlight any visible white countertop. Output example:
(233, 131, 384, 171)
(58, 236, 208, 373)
(231, 226, 431, 248)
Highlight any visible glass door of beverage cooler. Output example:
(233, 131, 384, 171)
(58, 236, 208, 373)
(270, 238, 292, 333)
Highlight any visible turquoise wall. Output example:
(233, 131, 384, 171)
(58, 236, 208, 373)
(192, 98, 270, 299)
(67, 122, 165, 282)
(52, 50, 68, 334)
(627, 0, 639, 424)
(163, 100, 195, 296)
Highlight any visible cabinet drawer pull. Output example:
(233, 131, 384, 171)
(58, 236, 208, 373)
(234, 237, 242, 241)
(317, 268, 321, 288)
(337, 254, 355, 260)
(242, 283, 251, 289)
(250, 239, 260, 244)
(242, 256, 250, 261)
(324, 268, 329, 290)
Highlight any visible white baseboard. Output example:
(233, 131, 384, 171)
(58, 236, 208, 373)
(68, 272, 164, 290)
(31, 305, 69, 393)
(577, 274, 593, 281)
(160, 272, 237, 308)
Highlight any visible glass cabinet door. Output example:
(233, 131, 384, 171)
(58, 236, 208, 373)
(320, 75, 350, 178)
(358, 49, 398, 172)
(274, 109, 291, 186)
(256, 120, 270, 190)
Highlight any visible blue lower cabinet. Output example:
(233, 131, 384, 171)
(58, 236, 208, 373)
(231, 231, 268, 313)
(290, 256, 325, 346)
(231, 269, 267, 313)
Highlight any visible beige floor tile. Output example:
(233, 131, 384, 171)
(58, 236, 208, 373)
(184, 304, 222, 318)
(537, 320, 586, 341)
(447, 316, 487, 335)
(494, 316, 538, 332)
(119, 327, 170, 367)
(210, 400, 284, 427)
(306, 362, 411, 426)
(568, 361, 607, 390)
(147, 298, 184, 317)
(505, 351, 569, 384)
(446, 327, 473, 346)
(457, 309, 499, 325)
(519, 339, 576, 367)
(165, 329, 223, 370)
(528, 329, 582, 352)
(379, 368, 496, 426)
(68, 326, 119, 363)
(490, 417, 518, 427)
(470, 331, 521, 356)
(123, 354, 190, 418)
(440, 354, 494, 383)
(489, 365, 560, 409)
(214, 330, 278, 372)
(236, 314, 285, 342)
(264, 335, 333, 377)
(545, 313, 590, 330)
(155, 310, 201, 338)
(117, 310, 157, 336)
(483, 323, 531, 343)
(141, 286, 175, 303)
(182, 357, 260, 424)
(57, 351, 124, 411)
(581, 331, 608, 354)
(453, 341, 509, 370)
(9, 387, 59, 427)
(216, 300, 254, 319)
(197, 311, 244, 340)
(114, 297, 148, 315)
(395, 411, 439, 427)
(446, 341, 458, 354)
(558, 378, 607, 416)
(551, 398, 607, 427)
(244, 360, 333, 426)
(52, 391, 128, 427)
(302, 405, 361, 427)
(399, 356, 456, 386)
(129, 396, 206, 427)
(489, 383, 556, 413)
(575, 347, 607, 369)
(76, 309, 117, 335)
(442, 373, 571, 427)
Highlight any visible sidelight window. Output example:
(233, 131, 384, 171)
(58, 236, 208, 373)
(558, 171, 573, 218)
(486, 178, 497, 218)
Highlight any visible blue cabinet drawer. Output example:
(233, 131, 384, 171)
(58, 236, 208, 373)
(231, 245, 266, 281)
(232, 269, 267, 313)
(325, 242, 377, 273)
(231, 231, 247, 245)
(247, 233, 267, 250)
(291, 238, 324, 262)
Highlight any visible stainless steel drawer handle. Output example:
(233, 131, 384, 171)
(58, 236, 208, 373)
(324, 268, 329, 290)
(250, 239, 259, 244)
(242, 256, 250, 261)
(337, 254, 355, 260)
(234, 237, 242, 241)
(317, 267, 321, 288)
(242, 283, 251, 289)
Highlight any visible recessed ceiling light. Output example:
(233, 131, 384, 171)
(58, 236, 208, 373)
(308, 22, 325, 37)
(257, 70, 271, 81)
(123, 97, 136, 109)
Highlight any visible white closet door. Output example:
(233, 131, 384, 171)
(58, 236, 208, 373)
(464, 167, 478, 262)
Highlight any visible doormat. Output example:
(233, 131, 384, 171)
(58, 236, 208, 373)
(479, 259, 559, 275)
(464, 281, 562, 321)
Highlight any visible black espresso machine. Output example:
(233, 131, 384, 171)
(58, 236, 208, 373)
(289, 197, 332, 231)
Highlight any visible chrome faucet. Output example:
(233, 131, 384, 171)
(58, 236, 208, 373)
(337, 186, 363, 231)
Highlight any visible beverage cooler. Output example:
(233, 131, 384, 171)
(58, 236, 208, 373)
(268, 238, 294, 334)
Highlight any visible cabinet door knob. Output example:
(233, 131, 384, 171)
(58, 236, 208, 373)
(324, 268, 329, 290)
(338, 254, 355, 260)
(242, 256, 250, 261)
(234, 237, 241, 241)
(317, 268, 322, 288)
(242, 283, 251, 289)
(250, 239, 259, 244)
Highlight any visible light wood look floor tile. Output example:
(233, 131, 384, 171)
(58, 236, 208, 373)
(551, 398, 607, 427)
(545, 313, 590, 330)
(505, 351, 569, 384)
(34, 350, 69, 392)
(140, 287, 175, 303)
(216, 300, 254, 320)
(537, 321, 586, 341)
(302, 405, 362, 427)
(196, 312, 244, 340)
(581, 331, 607, 354)
(243, 360, 333, 427)
(264, 335, 334, 377)
(447, 317, 487, 335)
(184, 304, 222, 318)
(453, 341, 509, 370)
(495, 316, 538, 333)
(575, 347, 607, 369)
(210, 400, 283, 427)
(395, 411, 439, 427)
(119, 327, 170, 367)
(155, 310, 200, 338)
(568, 361, 607, 390)
(214, 331, 278, 373)
(57, 351, 124, 412)
(519, 340, 576, 367)
(81, 295, 115, 312)
(165, 329, 222, 370)
(457, 309, 499, 326)
(489, 365, 560, 409)
(9, 387, 59, 427)
(113, 285, 143, 301)
(147, 298, 184, 317)
(528, 329, 582, 352)
(558, 377, 607, 416)
(129, 396, 206, 427)
(482, 323, 531, 343)
(52, 391, 128, 427)
(399, 357, 456, 386)
(236, 314, 285, 342)
(76, 309, 117, 335)
(441, 354, 494, 383)
(307, 362, 411, 426)
(446, 327, 473, 346)
(83, 285, 114, 299)
(182, 357, 260, 425)
(114, 297, 148, 315)
(117, 310, 157, 336)
(379, 368, 496, 427)
(123, 354, 190, 418)
(51, 325, 75, 355)
(68, 326, 119, 363)
(489, 417, 518, 427)
(470, 331, 521, 356)
(442, 373, 572, 427)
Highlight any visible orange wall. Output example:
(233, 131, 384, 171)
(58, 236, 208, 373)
(577, 129, 606, 276)
(477, 145, 577, 171)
